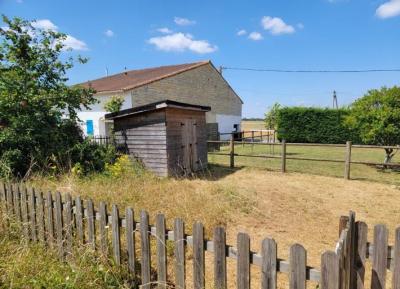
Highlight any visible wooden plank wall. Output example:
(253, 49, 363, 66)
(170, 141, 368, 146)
(165, 108, 208, 175)
(1, 184, 399, 289)
(113, 109, 169, 177)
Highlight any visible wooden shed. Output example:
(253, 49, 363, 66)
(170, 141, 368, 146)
(105, 100, 211, 177)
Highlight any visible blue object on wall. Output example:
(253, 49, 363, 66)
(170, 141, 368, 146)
(86, 120, 94, 135)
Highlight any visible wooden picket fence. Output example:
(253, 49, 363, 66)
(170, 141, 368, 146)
(0, 183, 399, 289)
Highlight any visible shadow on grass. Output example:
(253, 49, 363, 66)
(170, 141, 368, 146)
(188, 163, 245, 181)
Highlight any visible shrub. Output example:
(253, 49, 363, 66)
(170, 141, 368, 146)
(68, 140, 118, 176)
(276, 107, 360, 144)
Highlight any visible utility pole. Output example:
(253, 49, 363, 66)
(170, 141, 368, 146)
(333, 90, 338, 109)
(219, 66, 224, 75)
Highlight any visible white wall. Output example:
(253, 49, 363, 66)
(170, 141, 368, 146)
(77, 92, 131, 136)
(216, 114, 242, 140)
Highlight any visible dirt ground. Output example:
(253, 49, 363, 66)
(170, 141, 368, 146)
(220, 168, 399, 265)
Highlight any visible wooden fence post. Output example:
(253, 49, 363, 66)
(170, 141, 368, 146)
(393, 227, 400, 289)
(230, 133, 235, 168)
(20, 187, 29, 241)
(54, 192, 63, 259)
(140, 210, 151, 289)
(355, 222, 367, 289)
(156, 213, 167, 289)
(344, 141, 352, 180)
(46, 191, 54, 246)
(111, 204, 121, 265)
(37, 191, 46, 243)
(193, 222, 205, 289)
(321, 251, 339, 289)
(237, 232, 250, 289)
(174, 218, 186, 289)
(261, 238, 277, 289)
(87, 198, 95, 250)
(64, 194, 73, 255)
(99, 202, 108, 257)
(289, 244, 306, 289)
(281, 140, 287, 173)
(75, 196, 84, 244)
(29, 188, 37, 242)
(126, 207, 136, 277)
(371, 224, 388, 289)
(214, 227, 227, 289)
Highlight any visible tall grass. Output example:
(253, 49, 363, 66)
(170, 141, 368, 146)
(29, 157, 258, 236)
(0, 214, 132, 288)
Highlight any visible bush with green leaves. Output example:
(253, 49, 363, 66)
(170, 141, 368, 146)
(275, 107, 360, 144)
(69, 140, 118, 176)
(345, 86, 400, 163)
(0, 16, 97, 178)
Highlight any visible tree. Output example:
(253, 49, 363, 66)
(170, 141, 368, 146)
(104, 95, 124, 113)
(0, 15, 96, 178)
(264, 103, 281, 130)
(346, 86, 400, 163)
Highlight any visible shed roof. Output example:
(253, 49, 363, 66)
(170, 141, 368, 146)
(79, 61, 210, 94)
(105, 100, 211, 120)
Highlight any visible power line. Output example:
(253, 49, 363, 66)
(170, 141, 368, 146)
(221, 66, 400, 73)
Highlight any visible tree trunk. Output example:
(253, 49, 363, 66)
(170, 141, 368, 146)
(384, 148, 394, 164)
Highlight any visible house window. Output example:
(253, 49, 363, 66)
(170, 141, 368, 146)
(86, 120, 94, 136)
(233, 124, 239, 132)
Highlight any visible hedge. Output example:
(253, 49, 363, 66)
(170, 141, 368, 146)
(276, 107, 361, 144)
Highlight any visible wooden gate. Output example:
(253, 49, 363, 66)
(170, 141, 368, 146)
(182, 118, 198, 173)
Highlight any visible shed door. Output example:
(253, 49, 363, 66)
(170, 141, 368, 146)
(182, 119, 198, 173)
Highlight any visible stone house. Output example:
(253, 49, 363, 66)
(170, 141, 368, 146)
(78, 60, 243, 140)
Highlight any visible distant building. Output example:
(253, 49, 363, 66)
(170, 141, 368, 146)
(78, 60, 243, 140)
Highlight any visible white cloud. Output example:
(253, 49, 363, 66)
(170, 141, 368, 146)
(248, 31, 263, 41)
(174, 17, 196, 26)
(31, 19, 58, 31)
(157, 27, 173, 34)
(105, 29, 114, 37)
(376, 0, 400, 18)
(63, 35, 89, 51)
(30, 19, 88, 51)
(148, 32, 217, 54)
(261, 16, 295, 35)
(237, 29, 247, 36)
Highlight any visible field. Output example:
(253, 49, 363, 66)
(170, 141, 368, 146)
(25, 166, 400, 285)
(241, 120, 267, 131)
(2, 121, 400, 287)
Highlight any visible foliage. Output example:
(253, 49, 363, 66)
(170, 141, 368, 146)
(276, 107, 360, 144)
(0, 15, 96, 178)
(104, 154, 146, 178)
(0, 216, 132, 288)
(69, 140, 118, 176)
(264, 102, 281, 130)
(345, 86, 400, 162)
(104, 95, 124, 113)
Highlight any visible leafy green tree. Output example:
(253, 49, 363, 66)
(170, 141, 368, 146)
(104, 95, 124, 113)
(264, 102, 281, 130)
(0, 15, 96, 178)
(346, 86, 400, 163)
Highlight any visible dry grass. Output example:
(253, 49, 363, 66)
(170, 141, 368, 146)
(0, 214, 132, 288)
(241, 120, 267, 131)
(9, 162, 398, 288)
(30, 165, 400, 267)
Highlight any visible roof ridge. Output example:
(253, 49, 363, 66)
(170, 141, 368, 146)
(82, 60, 210, 86)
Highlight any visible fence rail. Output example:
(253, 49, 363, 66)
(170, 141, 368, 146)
(208, 134, 400, 180)
(0, 183, 399, 289)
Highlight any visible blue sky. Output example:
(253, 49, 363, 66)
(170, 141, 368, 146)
(1, 0, 400, 117)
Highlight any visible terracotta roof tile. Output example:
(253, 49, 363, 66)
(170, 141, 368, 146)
(79, 61, 210, 93)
